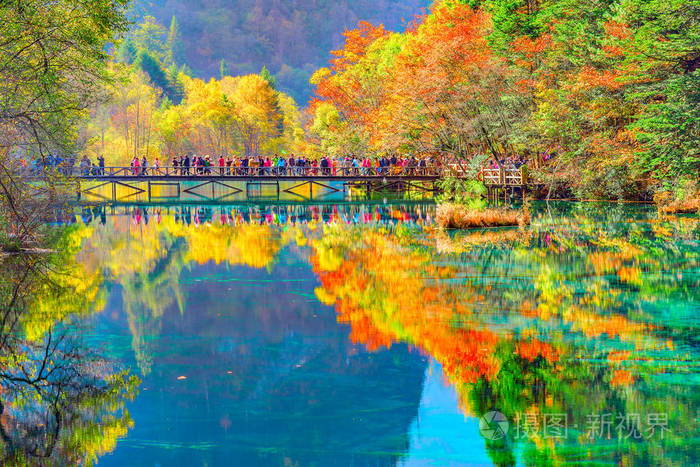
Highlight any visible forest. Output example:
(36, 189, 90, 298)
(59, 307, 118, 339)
(2, 0, 698, 202)
(126, 0, 431, 102)
(306, 0, 699, 199)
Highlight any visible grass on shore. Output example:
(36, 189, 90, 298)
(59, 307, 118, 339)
(436, 203, 531, 229)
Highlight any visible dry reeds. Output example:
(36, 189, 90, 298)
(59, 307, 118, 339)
(654, 189, 700, 215)
(658, 196, 700, 214)
(436, 203, 531, 229)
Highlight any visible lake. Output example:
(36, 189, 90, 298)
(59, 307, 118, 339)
(1, 201, 698, 466)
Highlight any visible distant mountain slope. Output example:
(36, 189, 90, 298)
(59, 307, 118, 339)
(130, 0, 430, 103)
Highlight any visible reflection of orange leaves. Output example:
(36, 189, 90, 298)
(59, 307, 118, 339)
(339, 303, 395, 352)
(608, 350, 631, 363)
(617, 266, 642, 285)
(567, 306, 650, 340)
(610, 369, 634, 387)
(519, 299, 539, 318)
(588, 251, 620, 275)
(588, 250, 642, 285)
(311, 228, 505, 388)
(449, 328, 501, 383)
(517, 340, 559, 363)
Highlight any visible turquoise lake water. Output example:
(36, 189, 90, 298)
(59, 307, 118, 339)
(1, 201, 698, 465)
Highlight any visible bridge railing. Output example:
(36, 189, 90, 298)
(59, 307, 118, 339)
(17, 165, 444, 178)
(13, 165, 533, 184)
(481, 167, 528, 186)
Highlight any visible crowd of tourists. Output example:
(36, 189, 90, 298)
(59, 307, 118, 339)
(19, 152, 540, 178)
(486, 155, 529, 170)
(123, 154, 436, 177)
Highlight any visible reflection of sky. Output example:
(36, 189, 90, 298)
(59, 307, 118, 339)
(403, 360, 492, 467)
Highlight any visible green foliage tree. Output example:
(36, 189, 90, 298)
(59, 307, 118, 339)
(260, 65, 277, 91)
(131, 15, 168, 60)
(0, 0, 130, 153)
(165, 15, 187, 67)
(220, 59, 231, 79)
(260, 66, 284, 136)
(116, 38, 138, 64)
(136, 50, 169, 91)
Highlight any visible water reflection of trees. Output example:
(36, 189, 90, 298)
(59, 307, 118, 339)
(310, 205, 700, 466)
(0, 252, 138, 466)
(54, 202, 699, 464)
(66, 203, 432, 376)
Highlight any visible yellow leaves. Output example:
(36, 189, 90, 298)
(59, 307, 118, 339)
(309, 67, 331, 85)
(314, 287, 337, 306)
(617, 266, 642, 286)
(230, 224, 282, 269)
(71, 416, 133, 466)
(311, 238, 345, 272)
(90, 64, 302, 163)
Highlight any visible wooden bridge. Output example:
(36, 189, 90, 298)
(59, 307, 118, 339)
(19, 165, 534, 203)
(481, 167, 532, 201)
(446, 164, 533, 201)
(62, 166, 441, 203)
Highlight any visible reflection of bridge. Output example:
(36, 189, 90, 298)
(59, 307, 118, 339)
(63, 166, 441, 202)
(62, 201, 437, 227)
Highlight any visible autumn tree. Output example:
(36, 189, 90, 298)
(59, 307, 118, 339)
(0, 0, 129, 248)
(227, 74, 285, 156)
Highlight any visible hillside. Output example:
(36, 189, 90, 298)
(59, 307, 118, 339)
(129, 0, 430, 103)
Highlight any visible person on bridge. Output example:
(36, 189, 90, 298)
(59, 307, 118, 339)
(418, 157, 427, 175)
(218, 155, 225, 175)
(141, 156, 148, 176)
(153, 157, 161, 173)
(204, 156, 211, 174)
(288, 155, 296, 175)
(97, 155, 105, 176)
(196, 156, 203, 175)
(79, 155, 90, 175)
(131, 156, 140, 176)
(276, 156, 286, 175)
